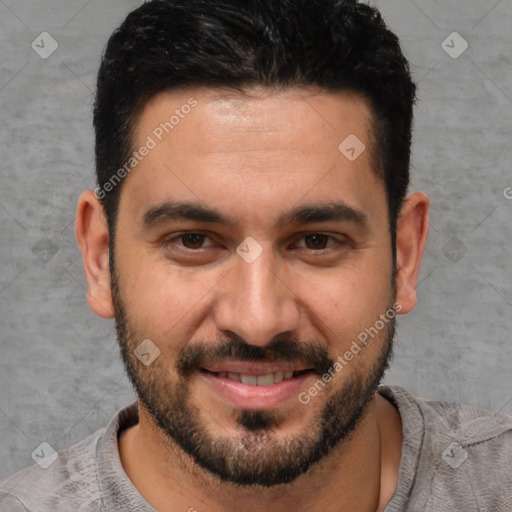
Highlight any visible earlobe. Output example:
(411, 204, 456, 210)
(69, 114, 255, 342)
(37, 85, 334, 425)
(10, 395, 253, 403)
(394, 192, 430, 314)
(75, 190, 115, 319)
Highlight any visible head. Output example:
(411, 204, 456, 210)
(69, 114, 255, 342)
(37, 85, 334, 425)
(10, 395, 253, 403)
(77, 0, 429, 487)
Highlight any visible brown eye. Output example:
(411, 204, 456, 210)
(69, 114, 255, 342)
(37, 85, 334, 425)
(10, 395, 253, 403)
(304, 234, 330, 250)
(181, 233, 206, 249)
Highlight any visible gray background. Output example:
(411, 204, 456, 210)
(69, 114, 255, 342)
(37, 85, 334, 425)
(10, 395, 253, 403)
(0, 0, 511, 480)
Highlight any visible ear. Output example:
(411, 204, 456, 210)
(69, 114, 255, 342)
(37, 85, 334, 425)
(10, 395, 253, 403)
(75, 190, 115, 318)
(395, 192, 430, 314)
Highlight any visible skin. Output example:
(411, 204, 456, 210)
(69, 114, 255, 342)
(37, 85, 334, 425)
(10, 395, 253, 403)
(76, 86, 429, 512)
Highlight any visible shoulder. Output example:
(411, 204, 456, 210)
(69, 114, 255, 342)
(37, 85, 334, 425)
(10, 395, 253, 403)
(0, 427, 105, 512)
(380, 386, 512, 511)
(387, 385, 512, 454)
(0, 402, 138, 512)
(381, 385, 512, 440)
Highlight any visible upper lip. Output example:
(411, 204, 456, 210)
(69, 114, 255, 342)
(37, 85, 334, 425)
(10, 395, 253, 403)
(201, 360, 312, 375)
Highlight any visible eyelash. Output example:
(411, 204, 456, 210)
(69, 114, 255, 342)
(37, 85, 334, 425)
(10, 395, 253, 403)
(163, 232, 345, 252)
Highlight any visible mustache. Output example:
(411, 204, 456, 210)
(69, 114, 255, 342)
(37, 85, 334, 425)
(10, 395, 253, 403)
(176, 338, 335, 378)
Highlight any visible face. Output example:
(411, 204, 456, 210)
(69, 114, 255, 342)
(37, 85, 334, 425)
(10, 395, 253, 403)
(110, 87, 397, 486)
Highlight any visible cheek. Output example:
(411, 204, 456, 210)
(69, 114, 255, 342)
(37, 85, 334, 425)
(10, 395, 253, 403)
(289, 262, 393, 342)
(119, 255, 224, 340)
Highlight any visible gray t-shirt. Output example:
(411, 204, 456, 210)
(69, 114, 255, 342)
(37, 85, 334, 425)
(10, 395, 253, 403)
(1, 386, 511, 512)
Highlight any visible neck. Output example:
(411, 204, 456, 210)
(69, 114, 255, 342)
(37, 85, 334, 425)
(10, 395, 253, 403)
(119, 393, 402, 512)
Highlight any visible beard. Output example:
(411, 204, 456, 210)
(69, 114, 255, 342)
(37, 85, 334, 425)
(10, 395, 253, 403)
(111, 270, 396, 488)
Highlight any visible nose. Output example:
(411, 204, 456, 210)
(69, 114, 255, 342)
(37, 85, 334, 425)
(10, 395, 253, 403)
(213, 247, 301, 346)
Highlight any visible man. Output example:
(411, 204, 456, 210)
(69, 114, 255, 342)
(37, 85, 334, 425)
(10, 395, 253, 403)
(1, 0, 511, 511)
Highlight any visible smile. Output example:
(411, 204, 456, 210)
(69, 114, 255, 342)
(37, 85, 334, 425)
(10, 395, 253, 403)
(201, 369, 311, 386)
(198, 363, 315, 409)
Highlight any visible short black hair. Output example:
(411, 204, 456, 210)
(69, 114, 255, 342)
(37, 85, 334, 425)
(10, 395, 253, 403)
(94, 0, 416, 264)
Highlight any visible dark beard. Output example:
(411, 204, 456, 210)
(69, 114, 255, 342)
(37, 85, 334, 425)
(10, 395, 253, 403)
(111, 270, 395, 487)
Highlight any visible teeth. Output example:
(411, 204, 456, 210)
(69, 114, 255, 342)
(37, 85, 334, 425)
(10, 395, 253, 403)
(256, 374, 274, 386)
(240, 375, 257, 385)
(273, 371, 283, 384)
(216, 370, 300, 385)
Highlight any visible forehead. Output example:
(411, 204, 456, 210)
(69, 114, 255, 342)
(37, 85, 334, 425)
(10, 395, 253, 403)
(136, 86, 377, 160)
(120, 86, 386, 230)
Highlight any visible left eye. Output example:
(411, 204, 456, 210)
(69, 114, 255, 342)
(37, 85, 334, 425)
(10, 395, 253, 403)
(296, 234, 337, 250)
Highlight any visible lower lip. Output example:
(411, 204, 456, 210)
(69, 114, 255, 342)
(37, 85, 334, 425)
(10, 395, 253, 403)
(199, 371, 313, 409)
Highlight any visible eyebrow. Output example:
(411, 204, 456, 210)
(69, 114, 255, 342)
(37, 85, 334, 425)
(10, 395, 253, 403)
(141, 200, 368, 230)
(142, 201, 226, 227)
(279, 202, 368, 229)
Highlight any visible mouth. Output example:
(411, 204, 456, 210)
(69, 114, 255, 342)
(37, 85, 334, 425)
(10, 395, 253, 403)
(200, 368, 313, 386)
(198, 362, 316, 409)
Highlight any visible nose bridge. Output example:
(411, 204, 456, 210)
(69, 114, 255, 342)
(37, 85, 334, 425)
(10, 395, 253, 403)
(214, 249, 300, 345)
